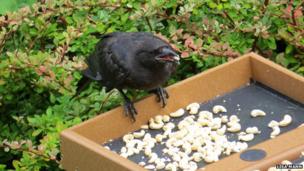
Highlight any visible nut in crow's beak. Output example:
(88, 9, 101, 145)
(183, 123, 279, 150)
(155, 47, 180, 64)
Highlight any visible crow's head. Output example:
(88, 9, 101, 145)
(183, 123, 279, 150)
(153, 46, 180, 64)
(136, 38, 180, 67)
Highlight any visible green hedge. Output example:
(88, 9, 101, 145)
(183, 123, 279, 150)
(0, 0, 303, 170)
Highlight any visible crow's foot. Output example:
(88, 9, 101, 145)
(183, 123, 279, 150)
(150, 87, 169, 108)
(123, 100, 137, 121)
(119, 89, 137, 121)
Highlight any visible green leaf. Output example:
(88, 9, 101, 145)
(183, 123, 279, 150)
(276, 53, 288, 67)
(285, 45, 294, 54)
(46, 108, 53, 116)
(32, 129, 42, 136)
(267, 37, 277, 50)
(208, 2, 217, 9)
(0, 164, 6, 171)
(12, 160, 20, 170)
(50, 93, 56, 104)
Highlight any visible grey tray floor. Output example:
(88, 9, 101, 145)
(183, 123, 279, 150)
(104, 81, 304, 169)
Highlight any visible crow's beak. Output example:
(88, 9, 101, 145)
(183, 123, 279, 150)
(156, 47, 180, 64)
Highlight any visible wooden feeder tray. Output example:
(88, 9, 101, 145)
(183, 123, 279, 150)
(61, 53, 304, 171)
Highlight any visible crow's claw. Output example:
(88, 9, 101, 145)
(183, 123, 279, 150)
(119, 89, 138, 121)
(123, 100, 137, 121)
(151, 87, 169, 108)
(164, 89, 169, 99)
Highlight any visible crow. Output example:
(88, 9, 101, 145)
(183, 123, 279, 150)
(82, 32, 180, 121)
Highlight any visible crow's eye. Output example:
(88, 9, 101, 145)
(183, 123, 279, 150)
(154, 46, 169, 54)
(135, 49, 150, 56)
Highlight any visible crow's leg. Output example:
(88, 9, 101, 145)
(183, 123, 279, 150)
(118, 89, 137, 121)
(149, 87, 169, 107)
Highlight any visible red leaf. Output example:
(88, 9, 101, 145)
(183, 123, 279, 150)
(35, 68, 43, 76)
(155, 33, 170, 43)
(39, 66, 47, 73)
(294, 7, 303, 18)
(176, 29, 183, 36)
(283, 5, 292, 18)
(49, 70, 56, 79)
(183, 33, 190, 39)
(181, 51, 190, 58)
(170, 43, 181, 52)
(184, 37, 192, 46)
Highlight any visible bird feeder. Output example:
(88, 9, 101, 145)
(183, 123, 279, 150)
(61, 53, 304, 171)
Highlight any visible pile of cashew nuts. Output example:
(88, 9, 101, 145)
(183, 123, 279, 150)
(104, 103, 295, 171)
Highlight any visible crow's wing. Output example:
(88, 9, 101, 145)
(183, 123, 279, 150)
(86, 33, 131, 90)
(99, 45, 130, 90)
(83, 33, 124, 81)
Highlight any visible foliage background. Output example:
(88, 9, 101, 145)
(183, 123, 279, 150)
(0, 0, 303, 170)
(0, 0, 36, 15)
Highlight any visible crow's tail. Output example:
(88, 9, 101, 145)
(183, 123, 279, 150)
(74, 76, 92, 98)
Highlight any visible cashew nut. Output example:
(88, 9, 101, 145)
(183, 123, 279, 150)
(270, 126, 280, 138)
(154, 115, 163, 123)
(169, 108, 185, 117)
(145, 140, 156, 149)
(123, 134, 134, 142)
(199, 110, 213, 120)
(163, 122, 175, 131)
(268, 120, 279, 128)
(192, 152, 202, 162)
(149, 122, 164, 129)
(188, 161, 198, 171)
(155, 134, 164, 142)
(186, 102, 200, 114)
(182, 142, 192, 154)
(212, 105, 227, 114)
(229, 115, 240, 122)
(279, 114, 292, 127)
(144, 148, 152, 157)
(148, 152, 158, 163)
(209, 117, 222, 130)
(198, 118, 210, 126)
(221, 115, 229, 123)
(155, 159, 166, 169)
(238, 133, 254, 142)
(227, 122, 241, 132)
(165, 163, 177, 171)
(133, 130, 145, 138)
(245, 127, 261, 134)
(120, 147, 127, 153)
(144, 164, 155, 170)
(204, 155, 216, 163)
(178, 157, 190, 169)
(236, 142, 248, 151)
(138, 161, 145, 166)
(178, 120, 190, 129)
(120, 152, 128, 158)
(216, 125, 227, 135)
(162, 115, 171, 122)
(251, 109, 266, 117)
(149, 118, 164, 129)
(126, 148, 134, 156)
(141, 124, 149, 129)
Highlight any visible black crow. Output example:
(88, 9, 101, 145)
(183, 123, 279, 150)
(82, 32, 180, 121)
